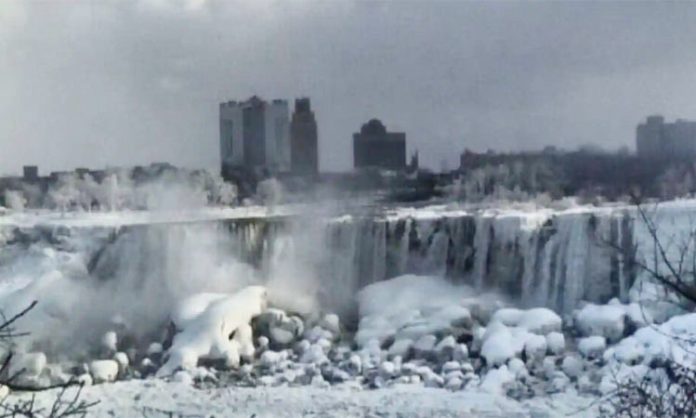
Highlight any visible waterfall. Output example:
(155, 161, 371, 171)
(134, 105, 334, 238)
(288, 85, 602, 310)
(2, 203, 680, 323)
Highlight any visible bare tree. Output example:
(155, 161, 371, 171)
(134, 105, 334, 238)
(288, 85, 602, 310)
(0, 302, 97, 418)
(599, 200, 696, 418)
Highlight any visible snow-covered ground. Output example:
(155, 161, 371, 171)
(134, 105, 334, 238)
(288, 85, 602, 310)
(20, 380, 597, 418)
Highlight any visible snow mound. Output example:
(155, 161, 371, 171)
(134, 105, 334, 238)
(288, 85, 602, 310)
(604, 313, 696, 368)
(574, 303, 628, 342)
(491, 307, 562, 335)
(157, 286, 268, 376)
(355, 275, 482, 347)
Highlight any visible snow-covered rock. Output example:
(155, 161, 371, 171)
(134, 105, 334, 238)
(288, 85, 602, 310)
(480, 365, 514, 394)
(147, 342, 163, 355)
(453, 344, 469, 361)
(260, 350, 287, 368)
(89, 360, 119, 383)
(8, 352, 47, 379)
(101, 331, 118, 352)
(523, 333, 548, 363)
(114, 352, 129, 371)
(481, 324, 525, 366)
(561, 355, 583, 379)
(441, 361, 461, 374)
(387, 338, 413, 358)
(578, 336, 607, 359)
(574, 303, 628, 342)
(320, 313, 341, 335)
(491, 307, 562, 335)
(546, 332, 566, 355)
(412, 335, 437, 359)
(435, 335, 457, 361)
(157, 286, 267, 376)
(603, 312, 696, 367)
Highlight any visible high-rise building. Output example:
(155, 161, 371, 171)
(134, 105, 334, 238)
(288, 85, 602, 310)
(636, 115, 696, 159)
(290, 98, 319, 176)
(219, 96, 290, 176)
(353, 119, 406, 170)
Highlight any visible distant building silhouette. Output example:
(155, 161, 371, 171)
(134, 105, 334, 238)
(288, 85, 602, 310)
(290, 98, 319, 176)
(219, 96, 291, 177)
(22, 166, 38, 182)
(636, 115, 696, 159)
(353, 119, 406, 170)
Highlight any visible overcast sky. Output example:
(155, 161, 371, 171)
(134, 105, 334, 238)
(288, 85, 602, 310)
(2, 0, 696, 174)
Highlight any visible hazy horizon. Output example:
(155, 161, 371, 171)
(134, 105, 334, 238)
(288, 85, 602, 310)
(3, 0, 696, 175)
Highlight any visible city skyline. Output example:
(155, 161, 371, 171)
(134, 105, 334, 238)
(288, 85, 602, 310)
(3, 1, 696, 175)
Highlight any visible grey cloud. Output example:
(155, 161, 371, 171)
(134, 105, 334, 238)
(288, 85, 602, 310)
(2, 0, 696, 174)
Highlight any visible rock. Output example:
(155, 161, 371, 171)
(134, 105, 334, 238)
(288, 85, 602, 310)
(401, 362, 418, 375)
(577, 374, 595, 394)
(0, 385, 9, 398)
(507, 358, 528, 379)
(423, 372, 444, 388)
(490, 308, 562, 335)
(346, 354, 362, 375)
(305, 326, 332, 344)
(300, 344, 328, 365)
(441, 361, 461, 374)
(524, 334, 548, 363)
(435, 335, 457, 361)
(379, 361, 396, 378)
(412, 335, 437, 359)
(270, 327, 295, 346)
(311, 374, 329, 388)
(114, 352, 130, 372)
(561, 355, 584, 379)
(388, 338, 413, 358)
(452, 344, 469, 361)
(542, 357, 557, 379)
(445, 376, 463, 391)
(259, 375, 276, 386)
(257, 336, 270, 351)
(260, 350, 287, 368)
(546, 332, 565, 355)
(547, 372, 571, 393)
(101, 331, 118, 352)
(89, 360, 119, 383)
(320, 313, 341, 335)
(574, 303, 627, 342)
(9, 352, 47, 379)
(294, 339, 310, 355)
(147, 342, 163, 355)
(316, 338, 332, 352)
(76, 373, 93, 386)
(578, 336, 607, 359)
(172, 370, 193, 385)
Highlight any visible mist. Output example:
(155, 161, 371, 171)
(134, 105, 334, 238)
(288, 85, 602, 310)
(3, 1, 696, 174)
